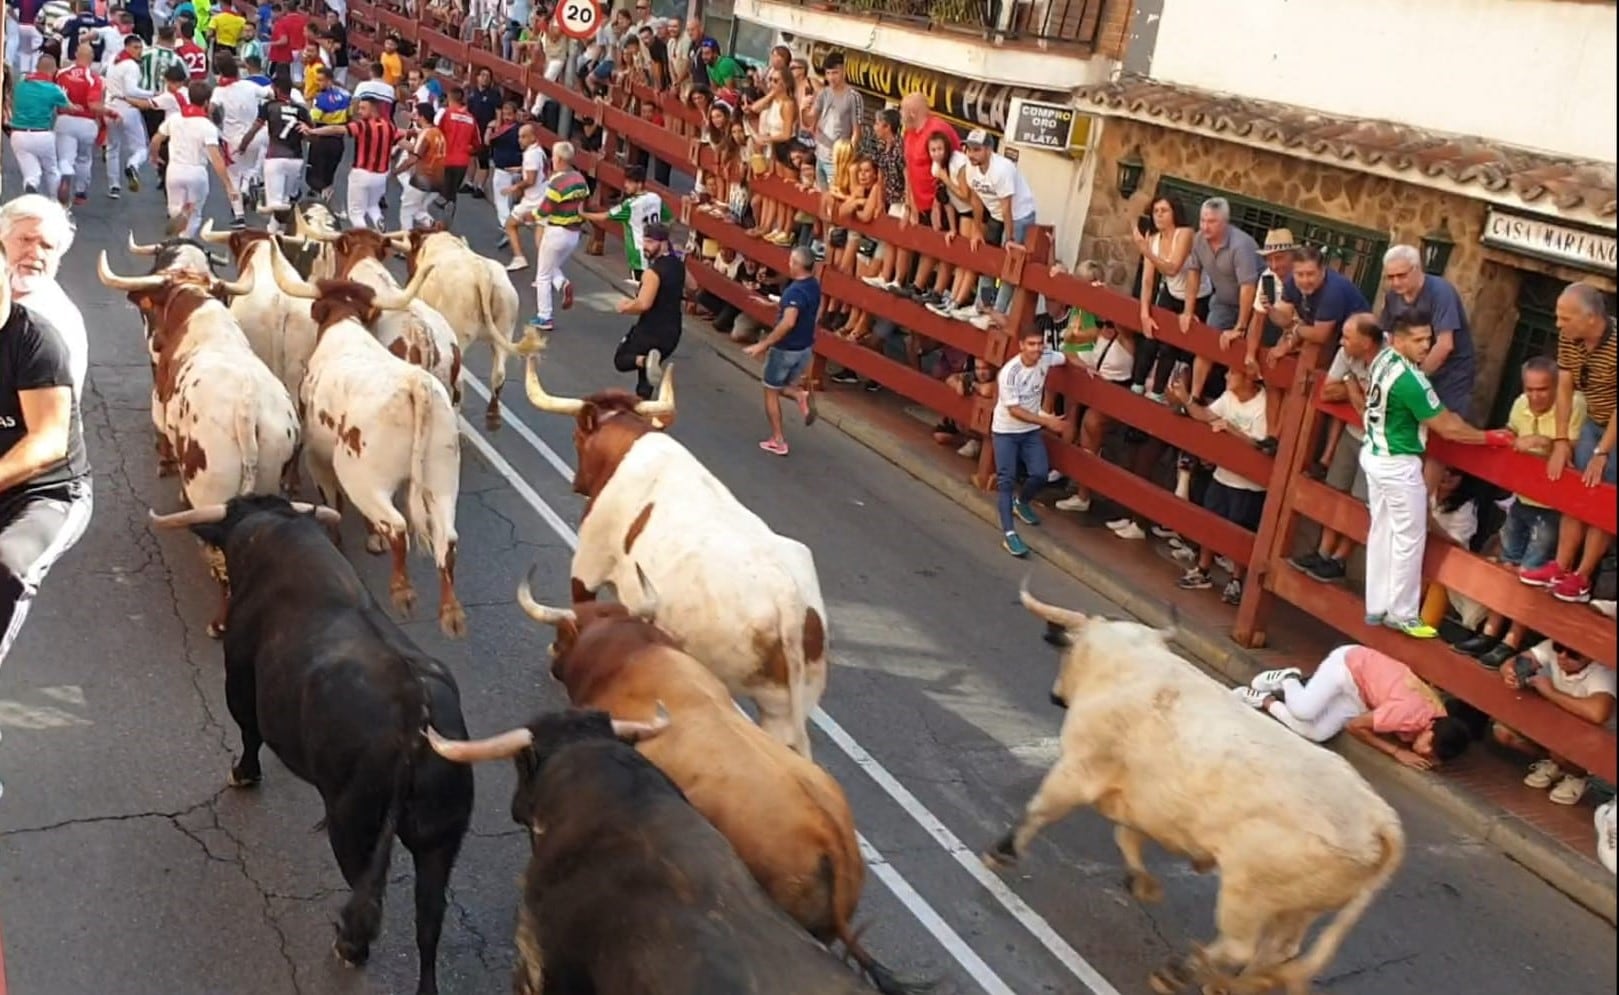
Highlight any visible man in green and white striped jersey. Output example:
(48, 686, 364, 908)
(136, 24, 184, 184)
(583, 163, 672, 283)
(1347, 311, 1512, 639)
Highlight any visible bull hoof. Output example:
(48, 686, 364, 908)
(392, 586, 418, 619)
(439, 603, 467, 638)
(484, 409, 502, 431)
(982, 831, 1019, 870)
(332, 936, 369, 968)
(1149, 958, 1195, 995)
(1200, 984, 1232, 995)
(207, 620, 227, 639)
(1127, 870, 1164, 904)
(365, 533, 386, 555)
(228, 765, 261, 788)
(157, 462, 179, 478)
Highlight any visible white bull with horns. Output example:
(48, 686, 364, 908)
(270, 261, 469, 639)
(98, 252, 302, 637)
(194, 221, 322, 404)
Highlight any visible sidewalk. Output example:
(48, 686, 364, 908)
(568, 240, 1618, 925)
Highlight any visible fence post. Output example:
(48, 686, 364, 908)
(1232, 341, 1326, 647)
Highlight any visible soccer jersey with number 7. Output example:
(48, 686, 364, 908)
(1362, 346, 1444, 457)
(262, 99, 312, 159)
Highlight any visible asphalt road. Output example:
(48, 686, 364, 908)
(0, 158, 1614, 995)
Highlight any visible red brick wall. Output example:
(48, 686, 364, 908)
(1094, 0, 1135, 60)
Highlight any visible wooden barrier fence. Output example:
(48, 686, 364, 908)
(335, 3, 1617, 781)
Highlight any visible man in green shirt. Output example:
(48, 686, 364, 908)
(1349, 310, 1511, 638)
(582, 163, 671, 281)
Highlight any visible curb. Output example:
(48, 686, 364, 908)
(567, 249, 1619, 926)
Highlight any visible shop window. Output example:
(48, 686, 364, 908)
(1155, 178, 1389, 303)
(1488, 273, 1617, 427)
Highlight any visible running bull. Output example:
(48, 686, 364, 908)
(149, 495, 474, 995)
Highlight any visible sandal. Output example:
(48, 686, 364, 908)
(759, 439, 789, 456)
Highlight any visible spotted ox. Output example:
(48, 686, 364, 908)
(524, 359, 829, 758)
(425, 709, 884, 995)
(301, 226, 462, 407)
(97, 252, 301, 636)
(987, 581, 1406, 995)
(271, 263, 468, 638)
(388, 226, 527, 429)
(516, 582, 927, 994)
(195, 221, 321, 401)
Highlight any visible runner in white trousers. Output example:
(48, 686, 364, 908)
(526, 141, 586, 332)
(103, 34, 153, 193)
(1348, 311, 1511, 639)
(150, 80, 238, 238)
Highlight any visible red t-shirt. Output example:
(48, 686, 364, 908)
(178, 42, 209, 80)
(435, 106, 479, 168)
(903, 114, 958, 213)
(55, 65, 105, 119)
(270, 11, 308, 63)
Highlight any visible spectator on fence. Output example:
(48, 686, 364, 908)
(1454, 357, 1587, 666)
(682, 84, 714, 141)
(1233, 644, 1471, 770)
(1132, 195, 1209, 401)
(1290, 312, 1382, 583)
(1051, 261, 1135, 515)
(1165, 365, 1268, 604)
(680, 18, 712, 89)
(803, 50, 859, 191)
(962, 129, 1036, 329)
(887, 94, 960, 310)
(1380, 244, 1477, 423)
(990, 326, 1069, 558)
(1527, 283, 1617, 604)
(822, 153, 883, 339)
(927, 131, 981, 322)
(1179, 196, 1261, 402)
(1492, 639, 1615, 805)
(1351, 311, 1513, 640)
(739, 64, 798, 247)
(745, 245, 820, 457)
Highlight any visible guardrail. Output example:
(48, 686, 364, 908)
(334, 2, 1617, 782)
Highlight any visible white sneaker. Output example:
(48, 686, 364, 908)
(1595, 800, 1616, 875)
(644, 349, 664, 387)
(957, 438, 980, 459)
(1055, 494, 1090, 512)
(1112, 521, 1146, 540)
(1251, 667, 1303, 694)
(1105, 517, 1133, 531)
(1549, 775, 1588, 806)
(1524, 758, 1563, 789)
(1231, 686, 1269, 709)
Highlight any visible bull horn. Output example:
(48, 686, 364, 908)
(371, 263, 434, 312)
(611, 702, 672, 743)
(425, 725, 534, 764)
(127, 230, 161, 256)
(632, 363, 676, 421)
(1018, 575, 1089, 631)
(288, 501, 343, 526)
(275, 233, 314, 249)
(304, 224, 342, 243)
(98, 250, 171, 292)
(523, 355, 586, 416)
(213, 266, 256, 298)
(148, 505, 229, 529)
(270, 248, 321, 300)
(515, 565, 576, 627)
(197, 219, 232, 244)
(631, 563, 658, 620)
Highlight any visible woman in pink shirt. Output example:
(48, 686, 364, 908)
(1233, 644, 1471, 770)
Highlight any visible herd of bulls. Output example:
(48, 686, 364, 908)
(98, 211, 1407, 995)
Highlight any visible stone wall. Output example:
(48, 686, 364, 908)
(1079, 117, 1611, 416)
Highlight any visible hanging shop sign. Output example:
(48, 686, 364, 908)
(1007, 98, 1077, 151)
(1482, 207, 1618, 274)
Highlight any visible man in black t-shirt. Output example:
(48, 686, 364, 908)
(238, 74, 311, 223)
(0, 252, 92, 674)
(612, 223, 685, 400)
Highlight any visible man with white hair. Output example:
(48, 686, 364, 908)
(0, 195, 87, 399)
(0, 233, 93, 677)
(526, 140, 587, 332)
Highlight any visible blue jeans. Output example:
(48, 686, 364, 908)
(993, 430, 1049, 533)
(763, 346, 813, 389)
(978, 212, 1037, 314)
(1500, 500, 1559, 569)
(1574, 418, 1617, 484)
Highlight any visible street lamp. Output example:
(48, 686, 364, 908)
(1116, 146, 1145, 199)
(1421, 219, 1455, 276)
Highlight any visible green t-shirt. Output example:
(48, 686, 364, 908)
(1363, 346, 1444, 456)
(710, 56, 742, 88)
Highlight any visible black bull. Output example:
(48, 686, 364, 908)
(428, 710, 884, 995)
(182, 495, 473, 995)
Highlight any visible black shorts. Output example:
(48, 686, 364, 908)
(1202, 478, 1265, 532)
(440, 165, 468, 199)
(474, 147, 491, 169)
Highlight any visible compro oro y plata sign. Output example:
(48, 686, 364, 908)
(555, 0, 601, 40)
(1007, 98, 1077, 151)
(1481, 206, 1618, 275)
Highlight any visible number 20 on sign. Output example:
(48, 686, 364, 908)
(556, 0, 601, 40)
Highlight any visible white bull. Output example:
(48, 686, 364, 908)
(97, 252, 302, 638)
(987, 581, 1405, 995)
(525, 361, 829, 759)
(389, 227, 527, 429)
(196, 222, 321, 403)
(271, 261, 468, 639)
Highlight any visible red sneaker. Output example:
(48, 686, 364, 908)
(1519, 562, 1566, 587)
(1552, 573, 1592, 604)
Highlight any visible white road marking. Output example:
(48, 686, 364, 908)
(456, 371, 1121, 995)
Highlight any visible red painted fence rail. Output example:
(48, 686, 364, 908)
(334, 3, 1616, 781)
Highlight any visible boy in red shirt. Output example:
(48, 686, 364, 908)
(432, 85, 480, 217)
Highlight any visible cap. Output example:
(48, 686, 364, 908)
(700, 38, 719, 51)
(963, 129, 990, 147)
(644, 222, 671, 243)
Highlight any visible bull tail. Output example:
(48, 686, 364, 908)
(1266, 819, 1405, 992)
(822, 857, 935, 995)
(405, 372, 436, 554)
(234, 389, 261, 497)
(481, 267, 523, 358)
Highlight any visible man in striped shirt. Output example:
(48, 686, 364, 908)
(528, 140, 587, 332)
(304, 96, 400, 230)
(136, 24, 183, 183)
(1348, 312, 1510, 639)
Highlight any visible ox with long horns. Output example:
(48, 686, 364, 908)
(270, 260, 470, 637)
(522, 356, 830, 759)
(100, 251, 302, 636)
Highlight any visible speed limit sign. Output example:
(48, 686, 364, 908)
(556, 0, 602, 40)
